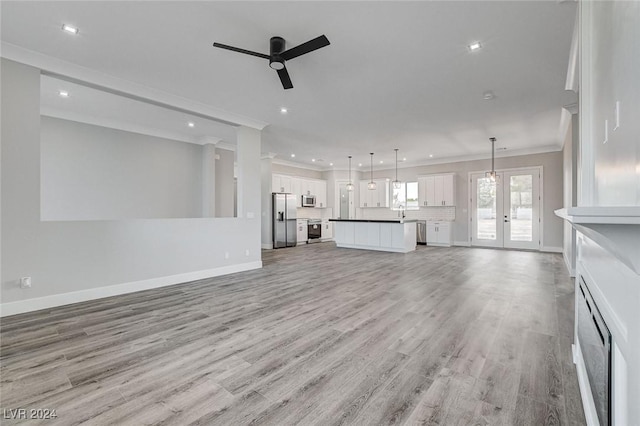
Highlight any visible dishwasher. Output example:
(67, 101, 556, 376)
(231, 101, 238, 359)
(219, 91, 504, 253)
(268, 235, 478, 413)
(416, 220, 427, 244)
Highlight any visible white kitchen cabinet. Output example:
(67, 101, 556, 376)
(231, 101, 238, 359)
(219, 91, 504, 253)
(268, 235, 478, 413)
(272, 174, 292, 193)
(314, 180, 327, 208)
(418, 173, 455, 207)
(299, 179, 314, 196)
(296, 219, 308, 244)
(359, 179, 390, 208)
(291, 179, 302, 207)
(321, 219, 333, 240)
(272, 175, 328, 209)
(426, 221, 452, 246)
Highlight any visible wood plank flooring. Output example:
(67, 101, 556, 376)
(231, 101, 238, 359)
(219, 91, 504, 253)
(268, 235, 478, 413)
(0, 243, 586, 425)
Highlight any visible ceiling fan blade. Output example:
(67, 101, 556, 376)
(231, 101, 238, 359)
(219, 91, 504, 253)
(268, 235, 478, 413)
(281, 35, 330, 61)
(213, 42, 270, 60)
(277, 67, 293, 90)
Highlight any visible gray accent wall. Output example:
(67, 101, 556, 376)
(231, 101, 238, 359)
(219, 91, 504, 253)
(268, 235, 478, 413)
(1, 58, 261, 307)
(41, 116, 204, 221)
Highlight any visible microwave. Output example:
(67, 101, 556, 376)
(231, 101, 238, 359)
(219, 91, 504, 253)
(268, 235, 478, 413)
(301, 194, 316, 207)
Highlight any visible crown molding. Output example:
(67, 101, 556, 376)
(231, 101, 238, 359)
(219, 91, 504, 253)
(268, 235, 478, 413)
(2, 42, 269, 131)
(270, 143, 563, 174)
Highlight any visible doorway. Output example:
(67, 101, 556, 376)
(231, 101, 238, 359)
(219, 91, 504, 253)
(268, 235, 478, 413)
(337, 181, 355, 219)
(470, 167, 541, 250)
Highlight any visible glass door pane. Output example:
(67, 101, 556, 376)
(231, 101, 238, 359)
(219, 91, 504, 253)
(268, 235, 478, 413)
(477, 177, 497, 240)
(504, 171, 540, 250)
(508, 174, 533, 241)
(471, 173, 503, 247)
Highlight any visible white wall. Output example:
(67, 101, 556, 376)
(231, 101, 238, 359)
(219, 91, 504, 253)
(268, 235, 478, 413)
(41, 116, 204, 220)
(1, 59, 261, 314)
(364, 151, 565, 249)
(215, 148, 235, 217)
(562, 114, 578, 275)
(584, 1, 640, 206)
(574, 2, 640, 423)
(272, 163, 323, 179)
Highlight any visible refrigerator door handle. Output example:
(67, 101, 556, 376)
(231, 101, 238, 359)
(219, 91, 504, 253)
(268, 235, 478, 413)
(278, 211, 284, 221)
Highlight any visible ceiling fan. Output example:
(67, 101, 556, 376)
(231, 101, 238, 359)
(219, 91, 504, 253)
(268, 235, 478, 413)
(213, 35, 330, 90)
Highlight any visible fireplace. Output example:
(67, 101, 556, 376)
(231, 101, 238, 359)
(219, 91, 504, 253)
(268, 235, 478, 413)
(577, 276, 611, 426)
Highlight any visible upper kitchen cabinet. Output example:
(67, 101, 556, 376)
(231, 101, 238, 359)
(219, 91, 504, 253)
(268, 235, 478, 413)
(314, 180, 327, 208)
(418, 173, 456, 206)
(272, 174, 328, 209)
(272, 174, 292, 193)
(359, 179, 390, 208)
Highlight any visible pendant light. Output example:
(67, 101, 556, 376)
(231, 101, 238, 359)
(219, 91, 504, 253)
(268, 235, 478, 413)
(485, 137, 500, 182)
(346, 156, 354, 191)
(367, 153, 377, 190)
(392, 148, 402, 189)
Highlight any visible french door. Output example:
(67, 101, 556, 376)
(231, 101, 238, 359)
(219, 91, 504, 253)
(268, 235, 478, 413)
(470, 168, 540, 250)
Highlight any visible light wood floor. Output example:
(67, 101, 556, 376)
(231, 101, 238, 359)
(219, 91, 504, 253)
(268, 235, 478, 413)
(1, 243, 585, 425)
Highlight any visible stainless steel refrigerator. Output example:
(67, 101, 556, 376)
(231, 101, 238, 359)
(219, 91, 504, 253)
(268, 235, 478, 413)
(272, 193, 297, 248)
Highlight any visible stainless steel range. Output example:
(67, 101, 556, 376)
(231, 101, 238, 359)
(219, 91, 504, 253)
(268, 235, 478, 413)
(307, 219, 322, 243)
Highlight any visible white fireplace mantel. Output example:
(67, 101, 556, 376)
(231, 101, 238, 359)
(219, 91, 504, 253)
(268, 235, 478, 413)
(555, 207, 640, 275)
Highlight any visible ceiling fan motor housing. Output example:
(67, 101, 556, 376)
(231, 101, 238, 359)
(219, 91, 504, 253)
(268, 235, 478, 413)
(269, 36, 286, 70)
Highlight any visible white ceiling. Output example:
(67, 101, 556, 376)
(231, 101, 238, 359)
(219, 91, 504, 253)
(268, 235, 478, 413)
(1, 1, 577, 170)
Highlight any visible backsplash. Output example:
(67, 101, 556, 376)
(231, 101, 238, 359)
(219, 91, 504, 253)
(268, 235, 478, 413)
(297, 207, 333, 220)
(358, 206, 456, 221)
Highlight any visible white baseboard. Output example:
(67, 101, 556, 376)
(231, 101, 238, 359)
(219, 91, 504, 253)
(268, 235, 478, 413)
(541, 246, 563, 253)
(261, 243, 273, 250)
(454, 240, 471, 247)
(0, 261, 262, 317)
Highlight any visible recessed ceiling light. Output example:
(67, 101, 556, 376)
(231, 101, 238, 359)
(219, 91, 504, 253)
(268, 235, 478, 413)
(468, 41, 482, 52)
(187, 122, 195, 128)
(379, 160, 383, 164)
(483, 91, 495, 100)
(62, 24, 79, 35)
(429, 154, 434, 158)
(58, 90, 69, 98)
(291, 153, 295, 158)
(312, 158, 316, 162)
(280, 107, 288, 114)
(358, 163, 362, 167)
(329, 162, 334, 166)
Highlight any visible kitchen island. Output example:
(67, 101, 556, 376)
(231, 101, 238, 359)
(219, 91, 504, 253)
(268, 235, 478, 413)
(329, 219, 417, 253)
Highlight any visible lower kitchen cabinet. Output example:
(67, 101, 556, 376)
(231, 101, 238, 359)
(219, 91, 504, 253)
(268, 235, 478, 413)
(321, 219, 333, 240)
(296, 219, 308, 244)
(426, 221, 452, 247)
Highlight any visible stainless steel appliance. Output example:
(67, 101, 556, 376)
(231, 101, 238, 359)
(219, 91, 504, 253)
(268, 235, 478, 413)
(416, 220, 427, 245)
(272, 193, 297, 248)
(302, 194, 316, 207)
(307, 219, 322, 243)
(577, 276, 611, 426)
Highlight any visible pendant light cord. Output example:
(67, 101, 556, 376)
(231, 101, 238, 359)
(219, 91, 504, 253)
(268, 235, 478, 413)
(370, 153, 374, 183)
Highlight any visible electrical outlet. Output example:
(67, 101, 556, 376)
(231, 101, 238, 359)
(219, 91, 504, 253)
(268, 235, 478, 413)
(20, 277, 32, 289)
(224, 252, 229, 259)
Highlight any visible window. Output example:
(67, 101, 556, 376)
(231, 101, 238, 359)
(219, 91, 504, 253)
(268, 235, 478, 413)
(391, 181, 419, 211)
